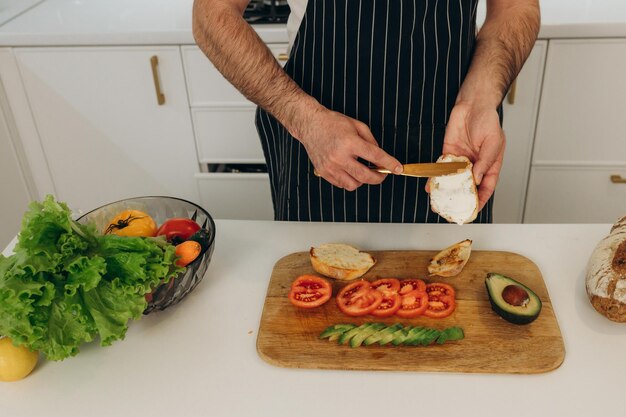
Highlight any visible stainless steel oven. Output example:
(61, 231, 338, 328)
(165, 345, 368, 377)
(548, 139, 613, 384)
(244, 0, 290, 24)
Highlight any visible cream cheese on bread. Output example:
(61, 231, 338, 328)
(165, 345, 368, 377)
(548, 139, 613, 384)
(429, 155, 479, 225)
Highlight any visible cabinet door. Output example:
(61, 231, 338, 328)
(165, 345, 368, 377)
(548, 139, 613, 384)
(15, 47, 199, 212)
(0, 86, 32, 248)
(493, 41, 547, 223)
(525, 39, 626, 223)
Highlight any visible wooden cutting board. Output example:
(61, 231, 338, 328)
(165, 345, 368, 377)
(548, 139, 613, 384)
(257, 250, 565, 374)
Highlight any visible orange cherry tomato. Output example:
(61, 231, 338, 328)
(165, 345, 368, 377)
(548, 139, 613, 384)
(175, 240, 202, 267)
(288, 275, 332, 308)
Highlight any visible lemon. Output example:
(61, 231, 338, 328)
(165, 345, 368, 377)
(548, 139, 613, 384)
(0, 337, 39, 382)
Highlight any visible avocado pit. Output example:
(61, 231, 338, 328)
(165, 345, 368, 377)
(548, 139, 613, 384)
(502, 285, 530, 307)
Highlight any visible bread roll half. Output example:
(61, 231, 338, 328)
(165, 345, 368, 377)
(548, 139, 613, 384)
(428, 154, 479, 225)
(310, 243, 376, 281)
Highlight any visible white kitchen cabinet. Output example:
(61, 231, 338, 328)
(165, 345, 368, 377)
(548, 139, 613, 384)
(14, 46, 200, 213)
(493, 41, 547, 223)
(0, 81, 32, 249)
(183, 43, 289, 220)
(526, 39, 626, 223)
(196, 173, 274, 220)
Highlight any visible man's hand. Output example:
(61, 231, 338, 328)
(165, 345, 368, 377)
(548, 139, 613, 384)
(295, 108, 403, 191)
(436, 0, 539, 213)
(442, 102, 505, 210)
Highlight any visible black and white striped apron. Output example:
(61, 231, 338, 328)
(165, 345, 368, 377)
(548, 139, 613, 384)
(255, 0, 494, 223)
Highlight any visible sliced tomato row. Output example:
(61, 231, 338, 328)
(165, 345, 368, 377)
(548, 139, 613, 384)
(337, 278, 456, 319)
(287, 275, 456, 319)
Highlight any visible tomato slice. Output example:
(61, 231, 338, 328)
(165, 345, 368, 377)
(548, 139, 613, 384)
(337, 288, 384, 317)
(288, 275, 332, 308)
(425, 282, 456, 300)
(156, 218, 201, 243)
(371, 292, 401, 317)
(399, 279, 426, 295)
(396, 290, 429, 318)
(337, 280, 371, 302)
(424, 283, 456, 318)
(371, 278, 401, 294)
(423, 295, 456, 318)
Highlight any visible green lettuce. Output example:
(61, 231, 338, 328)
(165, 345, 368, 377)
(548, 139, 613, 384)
(0, 195, 182, 360)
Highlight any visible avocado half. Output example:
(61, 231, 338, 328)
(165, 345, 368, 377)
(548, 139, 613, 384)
(485, 273, 542, 325)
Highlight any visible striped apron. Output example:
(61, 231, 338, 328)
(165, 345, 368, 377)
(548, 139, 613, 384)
(255, 0, 494, 223)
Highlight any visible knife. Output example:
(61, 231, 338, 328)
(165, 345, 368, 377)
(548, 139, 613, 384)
(374, 161, 469, 178)
(313, 161, 469, 178)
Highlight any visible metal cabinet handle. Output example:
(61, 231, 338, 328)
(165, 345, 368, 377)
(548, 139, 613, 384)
(277, 53, 289, 61)
(507, 78, 517, 105)
(150, 55, 165, 105)
(611, 175, 626, 184)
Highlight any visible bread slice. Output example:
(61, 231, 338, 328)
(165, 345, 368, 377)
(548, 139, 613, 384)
(428, 239, 472, 277)
(310, 243, 376, 281)
(428, 154, 479, 224)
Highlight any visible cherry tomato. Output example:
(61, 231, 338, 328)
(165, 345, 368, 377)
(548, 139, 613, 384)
(371, 278, 400, 294)
(425, 282, 456, 300)
(424, 295, 456, 318)
(337, 287, 383, 317)
(288, 275, 332, 308)
(175, 240, 202, 267)
(156, 218, 201, 242)
(396, 290, 429, 318)
(371, 292, 401, 317)
(399, 279, 426, 295)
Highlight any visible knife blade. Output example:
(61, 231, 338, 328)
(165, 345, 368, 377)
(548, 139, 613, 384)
(375, 161, 469, 178)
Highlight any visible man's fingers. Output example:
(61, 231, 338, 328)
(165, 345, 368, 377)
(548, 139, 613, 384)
(353, 120, 379, 146)
(357, 142, 403, 175)
(472, 133, 504, 185)
(477, 172, 498, 211)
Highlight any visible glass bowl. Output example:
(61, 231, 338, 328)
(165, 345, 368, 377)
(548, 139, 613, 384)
(76, 196, 216, 314)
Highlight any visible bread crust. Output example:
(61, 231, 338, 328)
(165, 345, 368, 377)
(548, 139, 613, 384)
(586, 216, 626, 322)
(428, 154, 479, 225)
(428, 239, 472, 277)
(309, 244, 376, 281)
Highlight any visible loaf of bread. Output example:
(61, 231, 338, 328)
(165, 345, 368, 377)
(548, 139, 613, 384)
(586, 216, 626, 322)
(310, 243, 376, 281)
(428, 154, 478, 225)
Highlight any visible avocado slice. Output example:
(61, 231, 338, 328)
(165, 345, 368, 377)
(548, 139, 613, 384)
(374, 323, 404, 346)
(391, 326, 412, 346)
(338, 323, 371, 345)
(350, 323, 386, 348)
(485, 273, 542, 325)
(319, 324, 356, 341)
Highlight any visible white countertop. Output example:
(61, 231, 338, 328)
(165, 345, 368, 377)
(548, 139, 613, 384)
(2, 0, 626, 46)
(1, 220, 625, 417)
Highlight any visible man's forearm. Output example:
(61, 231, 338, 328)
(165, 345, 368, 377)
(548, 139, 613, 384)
(192, 0, 320, 138)
(457, 0, 540, 108)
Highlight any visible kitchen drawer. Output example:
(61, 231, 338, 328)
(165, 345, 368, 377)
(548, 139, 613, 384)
(192, 107, 265, 163)
(533, 40, 626, 164)
(524, 165, 626, 223)
(182, 44, 289, 107)
(196, 172, 274, 220)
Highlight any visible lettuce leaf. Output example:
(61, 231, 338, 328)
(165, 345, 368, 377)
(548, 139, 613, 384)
(0, 195, 182, 360)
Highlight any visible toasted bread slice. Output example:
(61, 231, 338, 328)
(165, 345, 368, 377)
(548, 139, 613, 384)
(310, 243, 376, 281)
(428, 239, 472, 277)
(428, 154, 479, 225)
